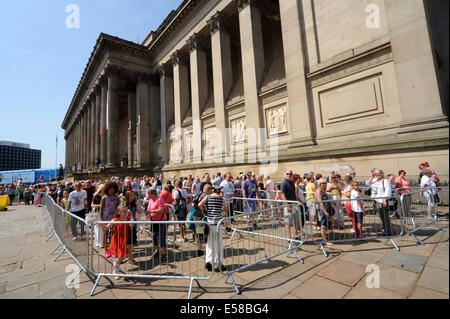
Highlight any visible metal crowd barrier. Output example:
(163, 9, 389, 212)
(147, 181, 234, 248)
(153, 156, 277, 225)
(40, 193, 90, 286)
(88, 219, 214, 299)
(307, 196, 405, 257)
(399, 188, 447, 245)
(219, 197, 306, 294)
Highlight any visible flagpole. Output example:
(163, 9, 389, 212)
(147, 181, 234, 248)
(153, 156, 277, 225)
(55, 132, 58, 181)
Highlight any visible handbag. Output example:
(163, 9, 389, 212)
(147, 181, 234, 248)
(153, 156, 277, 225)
(387, 198, 398, 212)
(433, 193, 440, 203)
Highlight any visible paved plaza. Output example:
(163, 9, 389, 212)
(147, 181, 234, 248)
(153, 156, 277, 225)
(0, 204, 448, 299)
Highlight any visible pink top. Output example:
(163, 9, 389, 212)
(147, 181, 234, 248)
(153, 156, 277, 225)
(397, 178, 411, 195)
(147, 197, 166, 221)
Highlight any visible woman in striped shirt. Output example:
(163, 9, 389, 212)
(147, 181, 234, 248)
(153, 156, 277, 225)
(199, 184, 228, 272)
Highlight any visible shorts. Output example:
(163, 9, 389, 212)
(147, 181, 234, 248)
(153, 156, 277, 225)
(284, 207, 300, 225)
(423, 192, 437, 208)
(127, 225, 137, 245)
(319, 209, 330, 229)
(354, 211, 364, 225)
(307, 202, 317, 216)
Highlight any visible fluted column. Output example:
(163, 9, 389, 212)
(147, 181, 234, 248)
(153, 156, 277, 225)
(82, 107, 87, 169)
(95, 86, 101, 164)
(188, 33, 207, 163)
(135, 72, 152, 167)
(236, 0, 265, 151)
(100, 76, 108, 165)
(159, 65, 174, 164)
(172, 50, 190, 163)
(279, 0, 314, 147)
(90, 94, 96, 166)
(127, 80, 136, 168)
(149, 75, 161, 164)
(106, 65, 121, 168)
(208, 12, 233, 160)
(86, 97, 92, 169)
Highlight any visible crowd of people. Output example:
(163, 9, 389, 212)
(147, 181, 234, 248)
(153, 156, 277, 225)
(1, 161, 442, 272)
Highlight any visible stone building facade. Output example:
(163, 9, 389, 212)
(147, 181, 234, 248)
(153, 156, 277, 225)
(62, 0, 449, 180)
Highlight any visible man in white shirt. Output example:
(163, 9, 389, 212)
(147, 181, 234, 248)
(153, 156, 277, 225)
(421, 168, 438, 218)
(370, 169, 393, 236)
(212, 172, 223, 186)
(173, 180, 191, 241)
(220, 173, 235, 218)
(265, 176, 275, 200)
(68, 182, 87, 240)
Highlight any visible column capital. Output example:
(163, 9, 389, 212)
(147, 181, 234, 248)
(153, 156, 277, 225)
(158, 64, 173, 78)
(207, 11, 229, 34)
(234, 0, 259, 12)
(187, 33, 205, 52)
(171, 50, 188, 67)
(105, 64, 122, 77)
(135, 71, 151, 84)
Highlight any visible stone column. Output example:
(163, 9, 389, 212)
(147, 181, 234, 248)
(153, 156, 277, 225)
(236, 0, 265, 152)
(86, 97, 92, 169)
(172, 50, 190, 163)
(82, 107, 87, 169)
(127, 80, 137, 168)
(279, 0, 315, 147)
(188, 33, 208, 163)
(90, 94, 96, 167)
(77, 116, 81, 167)
(100, 76, 108, 165)
(159, 65, 174, 164)
(106, 66, 121, 168)
(208, 13, 233, 160)
(136, 72, 152, 168)
(95, 86, 101, 164)
(76, 117, 80, 167)
(149, 75, 161, 164)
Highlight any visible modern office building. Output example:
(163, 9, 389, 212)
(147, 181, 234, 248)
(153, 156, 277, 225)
(62, 0, 449, 180)
(0, 141, 41, 171)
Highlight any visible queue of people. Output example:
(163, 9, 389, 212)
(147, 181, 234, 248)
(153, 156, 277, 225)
(2, 160, 443, 274)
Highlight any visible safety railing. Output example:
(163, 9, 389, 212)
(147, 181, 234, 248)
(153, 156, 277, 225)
(88, 219, 214, 299)
(399, 188, 447, 245)
(217, 203, 305, 294)
(306, 196, 406, 257)
(39, 192, 91, 286)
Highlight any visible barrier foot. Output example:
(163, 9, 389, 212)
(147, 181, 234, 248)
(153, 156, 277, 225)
(90, 276, 102, 296)
(229, 274, 241, 295)
(410, 233, 424, 246)
(54, 248, 65, 262)
(390, 238, 400, 251)
(50, 243, 61, 255)
(69, 268, 82, 286)
(187, 278, 195, 299)
(435, 222, 445, 232)
(320, 243, 328, 257)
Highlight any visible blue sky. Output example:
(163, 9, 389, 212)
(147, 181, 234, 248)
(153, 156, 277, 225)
(0, 0, 182, 169)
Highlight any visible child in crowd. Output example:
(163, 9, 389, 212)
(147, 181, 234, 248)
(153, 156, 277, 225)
(274, 184, 282, 218)
(105, 205, 131, 279)
(350, 181, 365, 238)
(60, 190, 71, 237)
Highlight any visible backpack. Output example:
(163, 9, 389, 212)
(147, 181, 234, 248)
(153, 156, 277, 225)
(175, 189, 187, 216)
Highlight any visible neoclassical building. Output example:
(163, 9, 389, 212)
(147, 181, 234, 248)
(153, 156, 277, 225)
(62, 0, 449, 180)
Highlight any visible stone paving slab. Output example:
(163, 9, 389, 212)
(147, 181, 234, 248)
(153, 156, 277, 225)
(378, 251, 428, 274)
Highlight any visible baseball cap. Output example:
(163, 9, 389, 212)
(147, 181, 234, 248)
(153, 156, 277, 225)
(420, 161, 429, 166)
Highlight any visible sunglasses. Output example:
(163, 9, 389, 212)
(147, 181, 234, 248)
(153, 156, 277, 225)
(286, 173, 292, 175)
